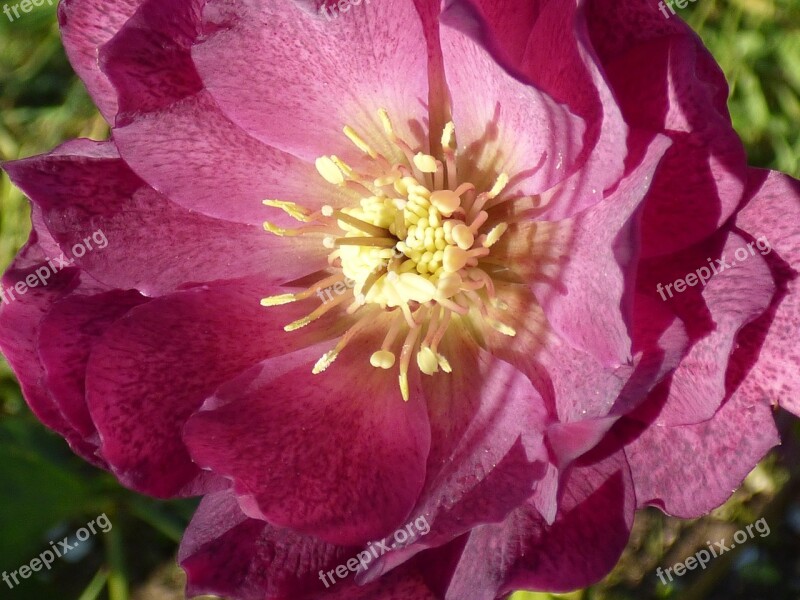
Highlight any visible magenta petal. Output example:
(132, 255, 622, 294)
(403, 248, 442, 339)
(480, 284, 631, 423)
(0, 261, 104, 465)
(113, 92, 350, 226)
(445, 451, 634, 597)
(180, 490, 354, 599)
(357, 334, 550, 583)
(733, 169, 800, 415)
(101, 0, 350, 226)
(498, 136, 671, 365)
(180, 489, 443, 600)
(184, 332, 430, 546)
(192, 0, 430, 162)
(58, 0, 143, 121)
(536, 136, 672, 364)
(588, 0, 747, 258)
(444, 0, 628, 218)
(638, 230, 775, 426)
(625, 385, 779, 516)
(84, 277, 341, 497)
(3, 140, 323, 295)
(98, 0, 203, 120)
(439, 16, 586, 197)
(546, 418, 617, 467)
(39, 289, 147, 438)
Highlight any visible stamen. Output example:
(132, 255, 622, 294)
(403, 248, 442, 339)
(312, 312, 375, 374)
(263, 222, 329, 237)
(316, 156, 345, 185)
(344, 126, 378, 158)
(414, 153, 438, 174)
(441, 122, 455, 151)
(451, 223, 474, 249)
(378, 108, 395, 139)
(398, 321, 423, 401)
(380, 312, 406, 351)
(416, 345, 439, 375)
(371, 350, 396, 369)
(260, 293, 296, 307)
(262, 109, 518, 400)
(430, 190, 461, 216)
(469, 211, 489, 233)
(488, 173, 510, 199)
(442, 122, 458, 189)
(429, 308, 452, 352)
(334, 237, 397, 249)
(359, 266, 386, 301)
(489, 319, 517, 337)
(483, 223, 509, 248)
(322, 206, 393, 238)
(262, 199, 313, 222)
(443, 246, 470, 273)
(331, 156, 367, 187)
(284, 292, 348, 332)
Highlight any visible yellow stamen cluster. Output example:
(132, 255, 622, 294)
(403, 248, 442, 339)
(260, 110, 516, 400)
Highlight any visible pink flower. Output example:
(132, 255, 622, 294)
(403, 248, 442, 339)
(0, 0, 797, 598)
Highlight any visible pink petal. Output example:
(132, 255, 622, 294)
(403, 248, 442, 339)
(184, 322, 430, 546)
(101, 0, 353, 226)
(638, 231, 775, 426)
(495, 135, 672, 365)
(180, 489, 443, 599)
(192, 0, 430, 162)
(0, 254, 105, 467)
(445, 450, 634, 597)
(442, 0, 629, 218)
(180, 490, 354, 599)
(438, 15, 587, 197)
(624, 383, 778, 516)
(113, 92, 354, 226)
(3, 140, 324, 295)
(587, 0, 748, 257)
(732, 169, 800, 415)
(357, 333, 550, 583)
(480, 284, 631, 423)
(39, 289, 147, 438)
(58, 0, 143, 121)
(85, 277, 346, 497)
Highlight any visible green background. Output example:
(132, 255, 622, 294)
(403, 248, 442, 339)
(1, 1, 799, 598)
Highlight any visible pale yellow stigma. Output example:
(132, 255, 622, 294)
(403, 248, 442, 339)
(260, 110, 517, 401)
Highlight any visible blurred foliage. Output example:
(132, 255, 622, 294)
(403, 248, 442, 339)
(0, 0, 798, 599)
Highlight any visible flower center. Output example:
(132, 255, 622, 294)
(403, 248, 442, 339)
(260, 110, 515, 400)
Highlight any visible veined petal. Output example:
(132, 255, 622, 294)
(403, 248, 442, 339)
(184, 322, 431, 546)
(58, 0, 143, 121)
(731, 169, 800, 416)
(3, 140, 325, 295)
(85, 277, 349, 497)
(439, 14, 587, 197)
(192, 0, 431, 163)
(444, 450, 634, 598)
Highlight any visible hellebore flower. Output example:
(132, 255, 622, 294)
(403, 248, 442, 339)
(1, 0, 798, 598)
